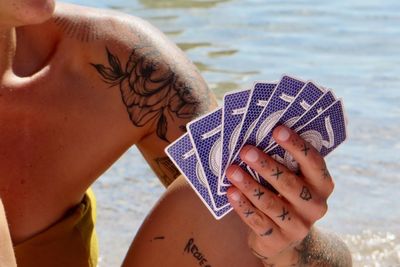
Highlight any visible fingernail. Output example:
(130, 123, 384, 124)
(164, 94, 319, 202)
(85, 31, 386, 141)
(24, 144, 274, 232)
(276, 127, 290, 141)
(243, 147, 259, 163)
(230, 191, 241, 201)
(231, 169, 243, 182)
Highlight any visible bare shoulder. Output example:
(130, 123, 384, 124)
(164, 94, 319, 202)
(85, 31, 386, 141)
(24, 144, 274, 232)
(50, 3, 214, 141)
(48, 3, 216, 186)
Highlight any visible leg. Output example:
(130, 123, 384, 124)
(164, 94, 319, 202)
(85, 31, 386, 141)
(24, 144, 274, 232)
(0, 199, 17, 267)
(122, 176, 263, 267)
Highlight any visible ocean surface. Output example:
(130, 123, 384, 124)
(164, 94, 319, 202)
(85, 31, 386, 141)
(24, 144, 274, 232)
(64, 0, 400, 266)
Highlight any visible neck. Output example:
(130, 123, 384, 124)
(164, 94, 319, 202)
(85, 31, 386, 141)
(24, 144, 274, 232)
(0, 27, 16, 79)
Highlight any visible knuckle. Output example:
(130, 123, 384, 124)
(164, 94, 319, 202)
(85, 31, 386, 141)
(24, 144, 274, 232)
(312, 200, 328, 220)
(247, 211, 266, 230)
(262, 195, 277, 212)
(326, 179, 335, 195)
(309, 152, 325, 170)
(279, 173, 298, 192)
(292, 224, 310, 241)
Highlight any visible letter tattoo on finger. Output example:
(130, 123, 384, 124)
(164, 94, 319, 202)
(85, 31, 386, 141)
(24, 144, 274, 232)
(277, 207, 291, 221)
(271, 167, 283, 180)
(253, 187, 265, 200)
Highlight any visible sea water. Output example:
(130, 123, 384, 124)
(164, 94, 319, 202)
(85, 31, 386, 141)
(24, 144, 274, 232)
(64, 0, 400, 266)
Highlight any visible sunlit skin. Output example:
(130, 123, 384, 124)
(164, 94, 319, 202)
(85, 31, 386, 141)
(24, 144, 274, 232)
(0, 1, 351, 266)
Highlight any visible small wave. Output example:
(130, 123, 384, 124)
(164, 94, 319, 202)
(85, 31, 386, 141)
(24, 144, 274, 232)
(344, 230, 400, 266)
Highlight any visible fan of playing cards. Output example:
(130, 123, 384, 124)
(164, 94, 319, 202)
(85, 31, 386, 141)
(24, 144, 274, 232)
(165, 75, 347, 220)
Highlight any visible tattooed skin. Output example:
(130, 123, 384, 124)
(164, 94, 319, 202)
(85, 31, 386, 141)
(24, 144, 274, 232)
(154, 157, 181, 186)
(184, 238, 212, 267)
(253, 187, 265, 200)
(300, 186, 312, 201)
(260, 228, 273, 237)
(277, 207, 290, 221)
(92, 46, 208, 142)
(301, 142, 310, 156)
(271, 167, 283, 180)
(53, 16, 101, 42)
(244, 209, 254, 218)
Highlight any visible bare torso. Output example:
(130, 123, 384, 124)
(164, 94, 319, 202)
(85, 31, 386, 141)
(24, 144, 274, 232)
(0, 3, 211, 244)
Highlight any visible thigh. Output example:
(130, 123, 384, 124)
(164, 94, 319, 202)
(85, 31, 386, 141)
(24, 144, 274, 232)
(122, 176, 263, 267)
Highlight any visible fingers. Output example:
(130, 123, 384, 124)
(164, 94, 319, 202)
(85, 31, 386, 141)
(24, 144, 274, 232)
(236, 148, 328, 222)
(226, 166, 311, 240)
(272, 125, 335, 196)
(226, 187, 293, 258)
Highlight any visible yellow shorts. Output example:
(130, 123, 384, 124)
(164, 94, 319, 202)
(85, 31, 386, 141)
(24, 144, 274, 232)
(14, 189, 98, 267)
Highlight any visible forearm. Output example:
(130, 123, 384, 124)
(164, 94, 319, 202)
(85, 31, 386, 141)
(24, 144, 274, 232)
(295, 227, 352, 267)
(263, 227, 352, 267)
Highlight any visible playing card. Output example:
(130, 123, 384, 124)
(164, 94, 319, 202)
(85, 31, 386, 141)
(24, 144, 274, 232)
(263, 89, 338, 168)
(219, 89, 251, 193)
(187, 108, 230, 210)
(245, 75, 306, 150)
(164, 75, 348, 221)
(260, 82, 326, 151)
(219, 82, 276, 188)
(269, 99, 347, 172)
(165, 134, 232, 219)
(290, 90, 337, 132)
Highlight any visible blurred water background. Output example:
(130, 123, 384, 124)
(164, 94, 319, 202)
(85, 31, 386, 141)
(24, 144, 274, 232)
(65, 0, 400, 266)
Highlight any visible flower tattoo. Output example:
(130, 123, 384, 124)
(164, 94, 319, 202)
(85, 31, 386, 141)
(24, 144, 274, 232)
(91, 46, 205, 142)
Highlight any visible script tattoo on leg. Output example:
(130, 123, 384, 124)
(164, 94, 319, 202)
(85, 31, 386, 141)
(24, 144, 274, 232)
(184, 238, 212, 267)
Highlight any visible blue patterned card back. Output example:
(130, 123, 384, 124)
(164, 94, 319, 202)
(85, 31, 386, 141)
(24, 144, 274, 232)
(165, 134, 232, 219)
(269, 100, 347, 172)
(219, 89, 251, 192)
(187, 108, 230, 210)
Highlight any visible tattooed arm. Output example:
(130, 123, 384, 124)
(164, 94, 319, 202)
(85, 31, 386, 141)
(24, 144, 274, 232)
(87, 12, 217, 187)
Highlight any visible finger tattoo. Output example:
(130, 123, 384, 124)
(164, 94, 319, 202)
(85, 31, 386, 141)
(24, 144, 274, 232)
(301, 142, 310, 156)
(244, 209, 254, 217)
(260, 228, 274, 237)
(300, 186, 312, 201)
(271, 167, 283, 180)
(260, 159, 268, 168)
(253, 187, 265, 200)
(277, 207, 291, 221)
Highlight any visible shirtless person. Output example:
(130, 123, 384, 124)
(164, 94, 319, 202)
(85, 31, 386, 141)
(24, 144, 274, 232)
(0, 0, 351, 266)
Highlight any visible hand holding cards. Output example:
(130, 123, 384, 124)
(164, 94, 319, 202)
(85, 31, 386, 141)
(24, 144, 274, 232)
(165, 75, 347, 219)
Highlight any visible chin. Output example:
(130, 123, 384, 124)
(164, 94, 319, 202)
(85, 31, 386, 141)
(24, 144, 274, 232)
(17, 0, 56, 25)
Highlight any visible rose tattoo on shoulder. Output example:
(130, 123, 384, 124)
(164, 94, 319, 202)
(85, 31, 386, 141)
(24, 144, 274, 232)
(91, 45, 205, 142)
